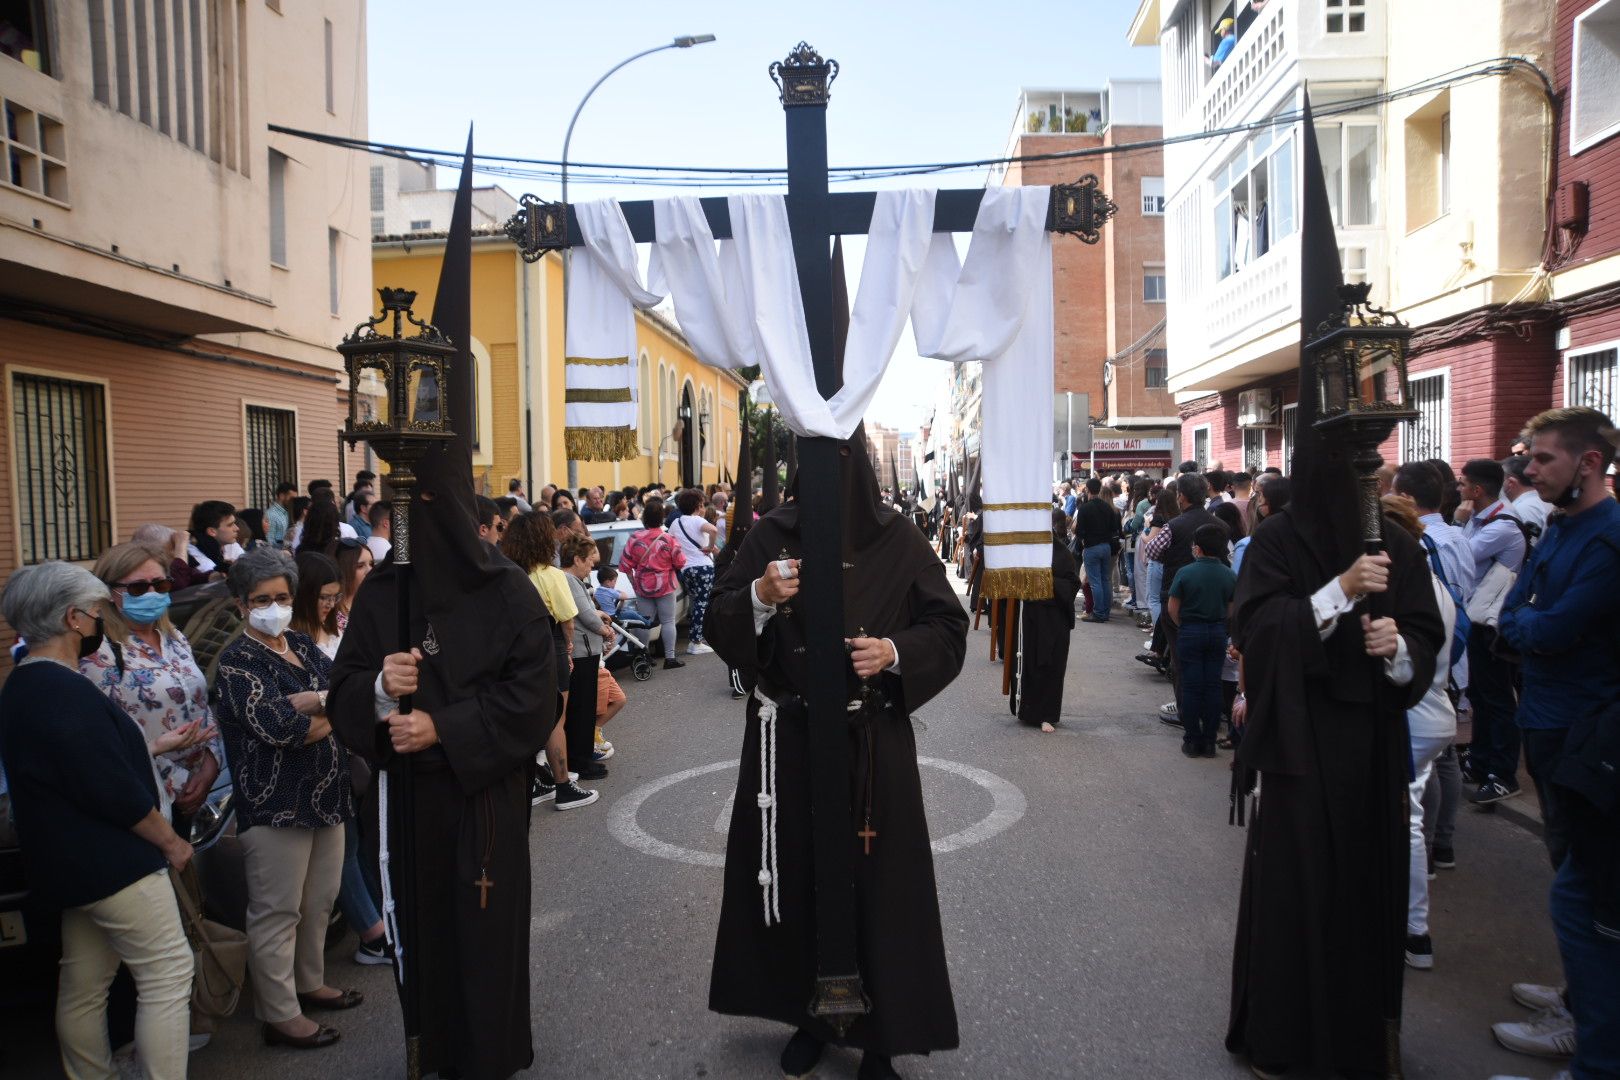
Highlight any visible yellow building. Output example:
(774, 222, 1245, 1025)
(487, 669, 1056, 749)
(371, 217, 746, 497)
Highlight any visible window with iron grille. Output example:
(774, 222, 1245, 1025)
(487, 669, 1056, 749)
(1193, 426, 1210, 470)
(1145, 348, 1168, 389)
(1243, 428, 1266, 474)
(1403, 372, 1449, 463)
(1281, 403, 1297, 471)
(1567, 346, 1617, 416)
(246, 405, 297, 510)
(11, 373, 112, 564)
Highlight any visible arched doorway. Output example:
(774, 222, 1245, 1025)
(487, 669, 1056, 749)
(678, 381, 698, 489)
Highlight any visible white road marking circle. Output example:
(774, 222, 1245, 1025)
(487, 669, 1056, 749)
(607, 757, 1026, 867)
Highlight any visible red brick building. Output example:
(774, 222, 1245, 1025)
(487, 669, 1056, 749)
(997, 82, 1179, 477)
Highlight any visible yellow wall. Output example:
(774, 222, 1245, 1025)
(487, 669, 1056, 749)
(373, 237, 745, 497)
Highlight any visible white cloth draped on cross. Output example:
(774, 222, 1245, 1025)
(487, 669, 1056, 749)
(564, 186, 1055, 598)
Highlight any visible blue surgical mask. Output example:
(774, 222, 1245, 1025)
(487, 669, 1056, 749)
(121, 590, 171, 625)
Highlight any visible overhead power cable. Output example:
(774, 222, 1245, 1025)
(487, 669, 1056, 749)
(269, 57, 1551, 190)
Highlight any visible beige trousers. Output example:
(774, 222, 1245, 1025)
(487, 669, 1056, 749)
(57, 869, 193, 1080)
(238, 823, 344, 1023)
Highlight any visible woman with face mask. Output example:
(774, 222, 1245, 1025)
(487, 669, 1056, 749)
(0, 560, 198, 1080)
(84, 542, 222, 830)
(210, 546, 359, 1051)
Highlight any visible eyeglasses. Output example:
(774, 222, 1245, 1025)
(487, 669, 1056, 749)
(317, 590, 342, 607)
(494, 520, 508, 534)
(111, 577, 173, 597)
(245, 592, 294, 609)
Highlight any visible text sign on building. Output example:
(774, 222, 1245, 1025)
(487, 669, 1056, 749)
(1089, 438, 1174, 452)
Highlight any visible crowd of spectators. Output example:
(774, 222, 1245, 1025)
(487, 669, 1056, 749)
(0, 465, 744, 1074)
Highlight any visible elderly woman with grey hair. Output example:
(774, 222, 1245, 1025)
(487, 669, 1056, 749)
(211, 546, 358, 1050)
(0, 561, 195, 1080)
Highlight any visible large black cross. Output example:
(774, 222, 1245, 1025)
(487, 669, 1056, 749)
(504, 41, 1115, 1031)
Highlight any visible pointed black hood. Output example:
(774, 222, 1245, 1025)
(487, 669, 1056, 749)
(1285, 93, 1363, 574)
(759, 409, 780, 512)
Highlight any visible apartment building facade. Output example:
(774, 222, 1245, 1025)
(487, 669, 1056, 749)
(0, 1, 370, 575)
(1129, 0, 1582, 475)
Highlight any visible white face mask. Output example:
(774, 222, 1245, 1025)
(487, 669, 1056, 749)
(248, 602, 295, 639)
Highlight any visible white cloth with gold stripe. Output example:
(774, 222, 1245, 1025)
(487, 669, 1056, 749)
(565, 200, 663, 460)
(912, 186, 1054, 599)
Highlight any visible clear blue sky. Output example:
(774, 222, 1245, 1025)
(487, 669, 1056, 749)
(367, 1, 1160, 426)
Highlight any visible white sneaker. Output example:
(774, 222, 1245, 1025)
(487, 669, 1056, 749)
(1493, 1007, 1576, 1058)
(686, 641, 714, 655)
(594, 740, 615, 760)
(1512, 983, 1567, 1011)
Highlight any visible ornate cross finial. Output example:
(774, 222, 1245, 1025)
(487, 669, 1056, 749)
(769, 42, 839, 107)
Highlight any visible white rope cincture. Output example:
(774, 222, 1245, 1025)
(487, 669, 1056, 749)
(754, 690, 781, 927)
(377, 769, 404, 988)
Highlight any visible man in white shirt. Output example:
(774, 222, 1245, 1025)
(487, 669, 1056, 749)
(1502, 454, 1550, 546)
(1457, 458, 1526, 805)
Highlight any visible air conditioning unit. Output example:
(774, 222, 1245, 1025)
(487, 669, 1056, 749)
(1237, 388, 1280, 429)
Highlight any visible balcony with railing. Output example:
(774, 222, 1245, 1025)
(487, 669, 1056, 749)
(1203, 0, 1293, 134)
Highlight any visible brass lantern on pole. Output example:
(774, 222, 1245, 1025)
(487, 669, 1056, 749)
(339, 287, 457, 561)
(1307, 282, 1420, 553)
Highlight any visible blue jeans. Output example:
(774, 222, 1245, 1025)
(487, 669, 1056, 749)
(337, 816, 381, 937)
(1146, 561, 1164, 626)
(1177, 620, 1226, 747)
(1551, 850, 1620, 1079)
(1082, 544, 1113, 621)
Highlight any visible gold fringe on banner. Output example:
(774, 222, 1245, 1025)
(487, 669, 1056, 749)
(564, 356, 630, 367)
(984, 530, 1055, 546)
(981, 566, 1053, 600)
(982, 501, 1053, 512)
(565, 387, 634, 404)
(565, 426, 640, 461)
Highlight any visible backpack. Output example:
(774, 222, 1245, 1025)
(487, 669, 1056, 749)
(620, 528, 685, 598)
(1420, 532, 1471, 669)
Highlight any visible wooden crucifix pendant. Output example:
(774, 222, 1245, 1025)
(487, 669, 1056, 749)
(858, 821, 877, 855)
(475, 869, 493, 910)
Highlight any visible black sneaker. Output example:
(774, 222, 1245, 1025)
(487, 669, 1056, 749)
(1468, 776, 1520, 805)
(1200, 743, 1218, 759)
(1433, 844, 1456, 869)
(1404, 932, 1433, 970)
(1181, 741, 1201, 758)
(663, 658, 686, 670)
(353, 935, 392, 966)
(780, 1029, 824, 1079)
(553, 781, 599, 811)
(529, 777, 555, 806)
(537, 762, 579, 787)
(575, 761, 609, 782)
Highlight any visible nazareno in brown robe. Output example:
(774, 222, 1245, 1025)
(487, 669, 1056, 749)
(705, 433, 968, 1057)
(328, 441, 556, 1080)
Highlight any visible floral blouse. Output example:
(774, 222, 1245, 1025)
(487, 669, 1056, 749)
(81, 632, 224, 813)
(212, 631, 351, 830)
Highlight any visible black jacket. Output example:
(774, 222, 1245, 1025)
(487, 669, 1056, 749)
(1075, 497, 1120, 550)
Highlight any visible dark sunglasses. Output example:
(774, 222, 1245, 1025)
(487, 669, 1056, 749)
(111, 577, 173, 597)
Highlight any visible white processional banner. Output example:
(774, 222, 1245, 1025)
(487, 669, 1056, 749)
(912, 186, 1055, 600)
(564, 200, 662, 461)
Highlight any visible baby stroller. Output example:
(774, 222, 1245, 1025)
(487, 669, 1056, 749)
(603, 612, 654, 682)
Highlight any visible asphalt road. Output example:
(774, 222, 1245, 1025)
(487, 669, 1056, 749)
(3, 569, 1568, 1080)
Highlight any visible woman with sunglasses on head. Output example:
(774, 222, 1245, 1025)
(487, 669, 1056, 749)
(332, 539, 375, 636)
(83, 542, 223, 833)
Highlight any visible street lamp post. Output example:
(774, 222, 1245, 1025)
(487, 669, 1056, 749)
(561, 33, 717, 490)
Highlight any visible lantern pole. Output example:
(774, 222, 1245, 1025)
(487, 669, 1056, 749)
(340, 288, 456, 1080)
